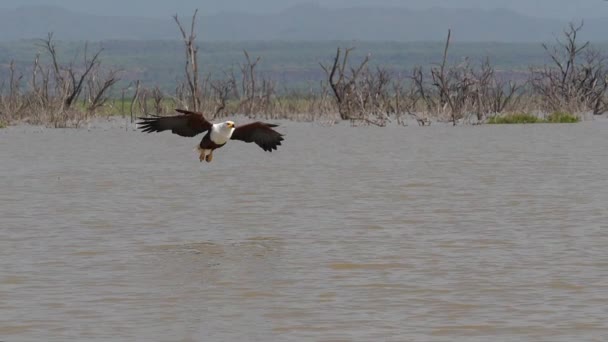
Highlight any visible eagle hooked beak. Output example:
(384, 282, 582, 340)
(227, 122, 235, 128)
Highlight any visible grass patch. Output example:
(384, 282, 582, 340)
(546, 111, 580, 123)
(488, 112, 580, 124)
(487, 113, 542, 124)
(0, 121, 7, 129)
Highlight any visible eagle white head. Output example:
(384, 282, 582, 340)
(210, 120, 236, 144)
(221, 121, 235, 131)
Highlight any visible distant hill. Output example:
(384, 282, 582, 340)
(0, 5, 177, 41)
(2, 4, 608, 42)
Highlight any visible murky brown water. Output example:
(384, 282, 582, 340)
(1, 120, 608, 341)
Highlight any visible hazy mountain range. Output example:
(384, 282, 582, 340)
(1, 4, 607, 42)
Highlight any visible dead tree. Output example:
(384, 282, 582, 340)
(41, 34, 103, 109)
(470, 58, 522, 121)
(120, 83, 130, 117)
(1, 33, 118, 127)
(410, 66, 437, 115)
(430, 30, 477, 125)
(410, 30, 478, 125)
(351, 66, 393, 125)
(173, 9, 201, 111)
(151, 86, 165, 115)
(174, 82, 187, 109)
(236, 50, 276, 117)
(530, 21, 608, 114)
(86, 68, 120, 113)
(432, 29, 458, 125)
(259, 78, 276, 118)
(2, 61, 29, 119)
(137, 88, 149, 117)
(210, 73, 236, 119)
(320, 47, 370, 121)
(130, 80, 141, 122)
(239, 50, 261, 115)
(486, 79, 522, 115)
(392, 76, 431, 126)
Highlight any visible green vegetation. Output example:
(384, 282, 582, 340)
(546, 111, 580, 123)
(487, 113, 543, 124)
(488, 112, 580, 124)
(0, 121, 7, 128)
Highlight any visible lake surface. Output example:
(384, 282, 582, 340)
(1, 120, 607, 341)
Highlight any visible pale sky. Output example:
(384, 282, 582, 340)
(1, 0, 608, 20)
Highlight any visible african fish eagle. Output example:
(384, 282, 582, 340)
(137, 109, 284, 162)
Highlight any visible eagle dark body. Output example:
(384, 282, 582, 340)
(199, 132, 226, 150)
(137, 109, 284, 162)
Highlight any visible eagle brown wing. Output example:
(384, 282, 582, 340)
(137, 109, 212, 137)
(230, 122, 284, 152)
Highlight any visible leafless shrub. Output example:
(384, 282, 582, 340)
(234, 50, 278, 117)
(470, 58, 525, 122)
(350, 66, 394, 126)
(210, 76, 235, 119)
(409, 30, 526, 125)
(320, 47, 399, 126)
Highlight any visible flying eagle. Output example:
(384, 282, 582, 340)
(137, 109, 284, 162)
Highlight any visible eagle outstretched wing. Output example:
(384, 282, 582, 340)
(137, 109, 212, 137)
(231, 122, 284, 152)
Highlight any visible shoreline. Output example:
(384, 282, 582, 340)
(2, 112, 608, 133)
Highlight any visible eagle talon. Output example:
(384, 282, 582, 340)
(205, 152, 213, 163)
